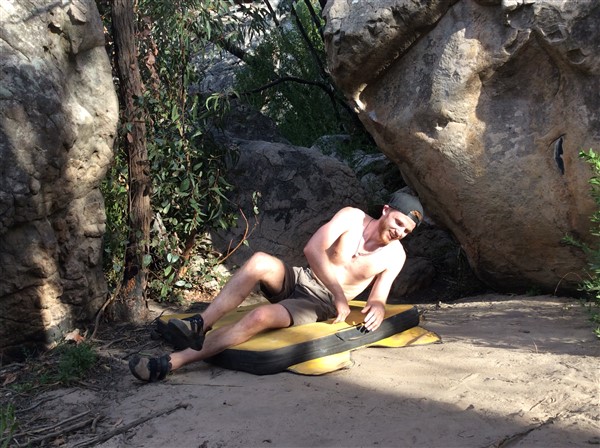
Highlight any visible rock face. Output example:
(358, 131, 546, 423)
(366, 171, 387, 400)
(210, 134, 467, 302)
(0, 0, 118, 359)
(211, 108, 456, 300)
(211, 139, 368, 268)
(323, 0, 600, 292)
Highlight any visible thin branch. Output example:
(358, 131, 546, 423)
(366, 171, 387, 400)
(25, 418, 95, 445)
(71, 402, 189, 448)
(486, 415, 559, 448)
(242, 75, 345, 129)
(241, 75, 332, 96)
(90, 281, 122, 340)
(290, 2, 327, 78)
(218, 207, 257, 264)
(13, 411, 91, 437)
(302, 0, 324, 37)
(15, 395, 57, 414)
(262, 0, 279, 26)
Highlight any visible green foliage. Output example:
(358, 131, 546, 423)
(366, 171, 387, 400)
(5, 343, 98, 396)
(101, 1, 271, 302)
(235, 1, 365, 148)
(572, 149, 600, 337)
(55, 343, 97, 384)
(101, 150, 128, 291)
(0, 404, 16, 448)
(100, 0, 374, 303)
(135, 0, 250, 301)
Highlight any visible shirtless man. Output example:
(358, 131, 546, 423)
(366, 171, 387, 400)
(129, 191, 423, 382)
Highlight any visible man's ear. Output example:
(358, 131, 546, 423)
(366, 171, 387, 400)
(381, 205, 390, 216)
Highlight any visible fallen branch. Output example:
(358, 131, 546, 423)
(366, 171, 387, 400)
(71, 402, 189, 448)
(15, 395, 57, 414)
(100, 337, 128, 350)
(24, 416, 96, 446)
(122, 342, 162, 360)
(91, 414, 102, 433)
(169, 382, 243, 387)
(486, 415, 558, 448)
(13, 410, 91, 437)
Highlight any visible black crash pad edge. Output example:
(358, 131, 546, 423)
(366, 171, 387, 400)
(207, 306, 420, 375)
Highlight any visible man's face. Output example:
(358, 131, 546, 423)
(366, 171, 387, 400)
(384, 207, 417, 241)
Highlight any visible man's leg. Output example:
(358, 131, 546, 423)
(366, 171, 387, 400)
(201, 252, 289, 330)
(169, 303, 292, 369)
(167, 251, 289, 350)
(129, 303, 292, 381)
(129, 252, 291, 381)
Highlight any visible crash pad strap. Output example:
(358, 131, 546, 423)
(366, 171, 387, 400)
(207, 305, 420, 375)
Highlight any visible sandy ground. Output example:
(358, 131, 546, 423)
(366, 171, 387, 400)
(13, 294, 600, 447)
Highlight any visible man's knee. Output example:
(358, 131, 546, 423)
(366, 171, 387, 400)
(244, 307, 270, 328)
(242, 305, 290, 331)
(245, 251, 280, 276)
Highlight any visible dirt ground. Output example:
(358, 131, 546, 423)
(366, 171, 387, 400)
(3, 294, 599, 448)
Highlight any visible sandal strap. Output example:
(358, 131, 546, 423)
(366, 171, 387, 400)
(183, 314, 206, 334)
(149, 354, 171, 381)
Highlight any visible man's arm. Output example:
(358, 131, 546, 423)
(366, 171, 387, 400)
(303, 207, 364, 323)
(361, 248, 406, 331)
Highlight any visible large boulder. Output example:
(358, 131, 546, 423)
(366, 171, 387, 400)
(323, 0, 600, 292)
(0, 0, 118, 359)
(211, 139, 369, 267)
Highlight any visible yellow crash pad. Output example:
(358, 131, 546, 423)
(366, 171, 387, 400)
(157, 300, 440, 375)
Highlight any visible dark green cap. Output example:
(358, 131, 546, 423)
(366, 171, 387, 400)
(388, 191, 424, 227)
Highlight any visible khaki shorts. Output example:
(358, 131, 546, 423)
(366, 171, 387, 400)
(260, 265, 337, 326)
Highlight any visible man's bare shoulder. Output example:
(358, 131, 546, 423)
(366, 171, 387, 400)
(332, 206, 367, 222)
(380, 240, 407, 267)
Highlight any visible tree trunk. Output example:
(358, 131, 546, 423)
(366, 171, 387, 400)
(110, 0, 151, 322)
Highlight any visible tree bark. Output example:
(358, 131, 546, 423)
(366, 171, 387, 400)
(110, 0, 151, 322)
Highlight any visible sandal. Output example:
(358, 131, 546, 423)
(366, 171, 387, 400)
(129, 354, 171, 382)
(167, 314, 206, 351)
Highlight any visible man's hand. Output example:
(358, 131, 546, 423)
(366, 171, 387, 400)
(333, 300, 351, 324)
(361, 302, 385, 331)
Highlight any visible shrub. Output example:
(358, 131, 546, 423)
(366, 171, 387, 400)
(100, 1, 269, 302)
(568, 149, 600, 337)
(55, 343, 98, 384)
